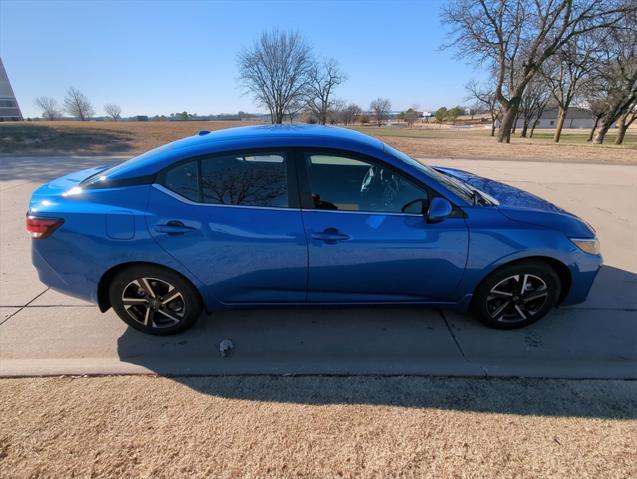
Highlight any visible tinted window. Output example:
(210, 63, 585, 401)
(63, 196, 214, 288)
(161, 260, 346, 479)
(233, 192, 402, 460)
(201, 154, 288, 207)
(307, 154, 428, 214)
(164, 160, 199, 201)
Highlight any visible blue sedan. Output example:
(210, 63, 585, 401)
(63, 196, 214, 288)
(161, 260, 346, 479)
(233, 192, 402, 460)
(28, 125, 602, 335)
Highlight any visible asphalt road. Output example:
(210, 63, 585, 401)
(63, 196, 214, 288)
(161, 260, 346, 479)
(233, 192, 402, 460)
(1, 155, 635, 378)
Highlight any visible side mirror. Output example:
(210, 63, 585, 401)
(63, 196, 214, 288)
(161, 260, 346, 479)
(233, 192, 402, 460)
(426, 197, 453, 223)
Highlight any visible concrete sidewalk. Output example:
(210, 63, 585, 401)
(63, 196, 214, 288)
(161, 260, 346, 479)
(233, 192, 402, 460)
(1, 156, 635, 378)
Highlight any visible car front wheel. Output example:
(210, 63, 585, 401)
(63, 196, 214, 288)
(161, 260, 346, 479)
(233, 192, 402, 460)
(109, 265, 202, 335)
(472, 260, 561, 329)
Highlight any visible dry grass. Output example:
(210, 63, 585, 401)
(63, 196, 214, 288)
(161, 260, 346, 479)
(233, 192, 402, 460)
(0, 121, 635, 163)
(0, 121, 259, 155)
(353, 127, 637, 163)
(1, 376, 635, 478)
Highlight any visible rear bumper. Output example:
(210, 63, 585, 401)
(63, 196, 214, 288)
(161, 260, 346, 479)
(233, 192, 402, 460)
(32, 243, 98, 304)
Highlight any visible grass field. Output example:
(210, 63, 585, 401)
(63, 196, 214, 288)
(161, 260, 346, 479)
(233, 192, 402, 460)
(353, 125, 637, 146)
(1, 376, 635, 478)
(353, 126, 636, 163)
(0, 120, 635, 163)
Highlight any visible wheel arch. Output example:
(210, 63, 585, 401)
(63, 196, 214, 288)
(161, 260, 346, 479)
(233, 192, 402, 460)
(97, 261, 204, 312)
(473, 256, 572, 305)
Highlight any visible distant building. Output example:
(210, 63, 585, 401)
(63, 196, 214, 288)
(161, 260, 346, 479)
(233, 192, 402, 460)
(515, 107, 599, 129)
(0, 58, 23, 121)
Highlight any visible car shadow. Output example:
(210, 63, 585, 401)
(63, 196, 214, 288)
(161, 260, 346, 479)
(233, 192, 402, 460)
(116, 265, 637, 419)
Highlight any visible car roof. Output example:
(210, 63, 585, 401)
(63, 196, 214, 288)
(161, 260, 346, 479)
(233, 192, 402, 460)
(187, 124, 384, 148)
(105, 125, 387, 179)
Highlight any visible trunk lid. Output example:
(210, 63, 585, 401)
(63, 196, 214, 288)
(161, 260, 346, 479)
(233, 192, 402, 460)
(30, 165, 109, 199)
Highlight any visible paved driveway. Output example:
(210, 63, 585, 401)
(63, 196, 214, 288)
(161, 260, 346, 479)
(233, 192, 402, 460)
(1, 155, 635, 378)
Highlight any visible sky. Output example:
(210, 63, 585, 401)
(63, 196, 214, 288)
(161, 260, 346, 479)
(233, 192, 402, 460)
(0, 0, 486, 118)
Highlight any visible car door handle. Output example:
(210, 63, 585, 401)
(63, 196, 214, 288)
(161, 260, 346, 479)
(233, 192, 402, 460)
(154, 221, 196, 235)
(311, 228, 351, 243)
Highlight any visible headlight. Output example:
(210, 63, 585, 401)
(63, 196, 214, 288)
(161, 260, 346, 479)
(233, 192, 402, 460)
(570, 237, 600, 255)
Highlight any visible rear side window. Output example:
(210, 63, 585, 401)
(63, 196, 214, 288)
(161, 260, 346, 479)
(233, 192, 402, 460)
(163, 160, 199, 201)
(160, 153, 288, 207)
(201, 154, 288, 207)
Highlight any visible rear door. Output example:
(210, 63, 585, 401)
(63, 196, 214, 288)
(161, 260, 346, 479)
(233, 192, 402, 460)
(298, 151, 469, 302)
(146, 150, 308, 303)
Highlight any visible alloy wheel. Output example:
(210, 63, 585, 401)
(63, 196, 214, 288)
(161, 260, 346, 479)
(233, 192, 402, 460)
(121, 277, 186, 328)
(485, 274, 549, 323)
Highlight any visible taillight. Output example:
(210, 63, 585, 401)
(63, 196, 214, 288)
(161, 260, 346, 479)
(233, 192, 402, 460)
(26, 215, 64, 239)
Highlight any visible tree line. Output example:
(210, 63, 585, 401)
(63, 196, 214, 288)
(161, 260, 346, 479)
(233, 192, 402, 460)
(34, 87, 122, 121)
(445, 0, 637, 145)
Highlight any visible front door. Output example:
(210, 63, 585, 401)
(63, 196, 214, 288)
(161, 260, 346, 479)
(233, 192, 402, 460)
(299, 152, 468, 302)
(146, 151, 307, 303)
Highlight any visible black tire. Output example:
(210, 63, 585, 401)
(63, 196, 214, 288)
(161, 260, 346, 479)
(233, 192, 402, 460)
(109, 265, 202, 335)
(472, 260, 561, 329)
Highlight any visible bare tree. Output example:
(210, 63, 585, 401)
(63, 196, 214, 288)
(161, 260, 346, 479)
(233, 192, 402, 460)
(341, 103, 362, 125)
(64, 87, 94, 121)
(400, 107, 421, 126)
(587, 101, 607, 141)
(370, 98, 391, 126)
(581, 85, 609, 141)
(517, 77, 552, 137)
(542, 34, 598, 142)
(104, 103, 122, 121)
(528, 94, 552, 138)
(326, 99, 347, 124)
(306, 58, 347, 125)
(284, 97, 306, 123)
(443, 0, 632, 143)
(237, 30, 314, 124)
(34, 96, 61, 120)
(592, 11, 637, 144)
(615, 99, 636, 144)
(466, 80, 501, 136)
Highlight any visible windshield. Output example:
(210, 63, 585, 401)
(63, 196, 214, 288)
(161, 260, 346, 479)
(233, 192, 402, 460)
(384, 144, 476, 204)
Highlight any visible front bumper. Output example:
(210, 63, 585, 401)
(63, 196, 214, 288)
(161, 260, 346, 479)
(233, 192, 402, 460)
(560, 251, 603, 306)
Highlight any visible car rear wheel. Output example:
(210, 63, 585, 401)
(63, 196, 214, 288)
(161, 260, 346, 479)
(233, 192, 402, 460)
(109, 265, 202, 335)
(472, 260, 561, 329)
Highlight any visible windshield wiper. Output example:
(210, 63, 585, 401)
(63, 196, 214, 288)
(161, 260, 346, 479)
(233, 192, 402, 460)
(468, 187, 493, 206)
(468, 189, 480, 206)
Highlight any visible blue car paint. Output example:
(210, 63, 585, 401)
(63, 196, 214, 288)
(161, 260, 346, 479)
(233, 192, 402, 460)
(29, 125, 602, 314)
(301, 210, 469, 302)
(146, 185, 308, 304)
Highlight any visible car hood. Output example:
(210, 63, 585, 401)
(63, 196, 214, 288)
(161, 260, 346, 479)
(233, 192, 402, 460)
(433, 166, 595, 238)
(434, 166, 566, 213)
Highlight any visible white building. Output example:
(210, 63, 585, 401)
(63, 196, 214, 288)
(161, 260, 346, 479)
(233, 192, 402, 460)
(516, 107, 596, 129)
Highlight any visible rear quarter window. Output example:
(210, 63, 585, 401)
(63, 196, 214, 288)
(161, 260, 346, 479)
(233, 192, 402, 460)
(163, 160, 199, 201)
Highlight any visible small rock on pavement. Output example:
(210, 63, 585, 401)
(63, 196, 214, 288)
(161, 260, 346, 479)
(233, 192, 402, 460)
(219, 339, 234, 357)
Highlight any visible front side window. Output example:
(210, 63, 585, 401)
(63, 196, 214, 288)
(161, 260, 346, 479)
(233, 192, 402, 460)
(161, 153, 288, 207)
(306, 154, 429, 214)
